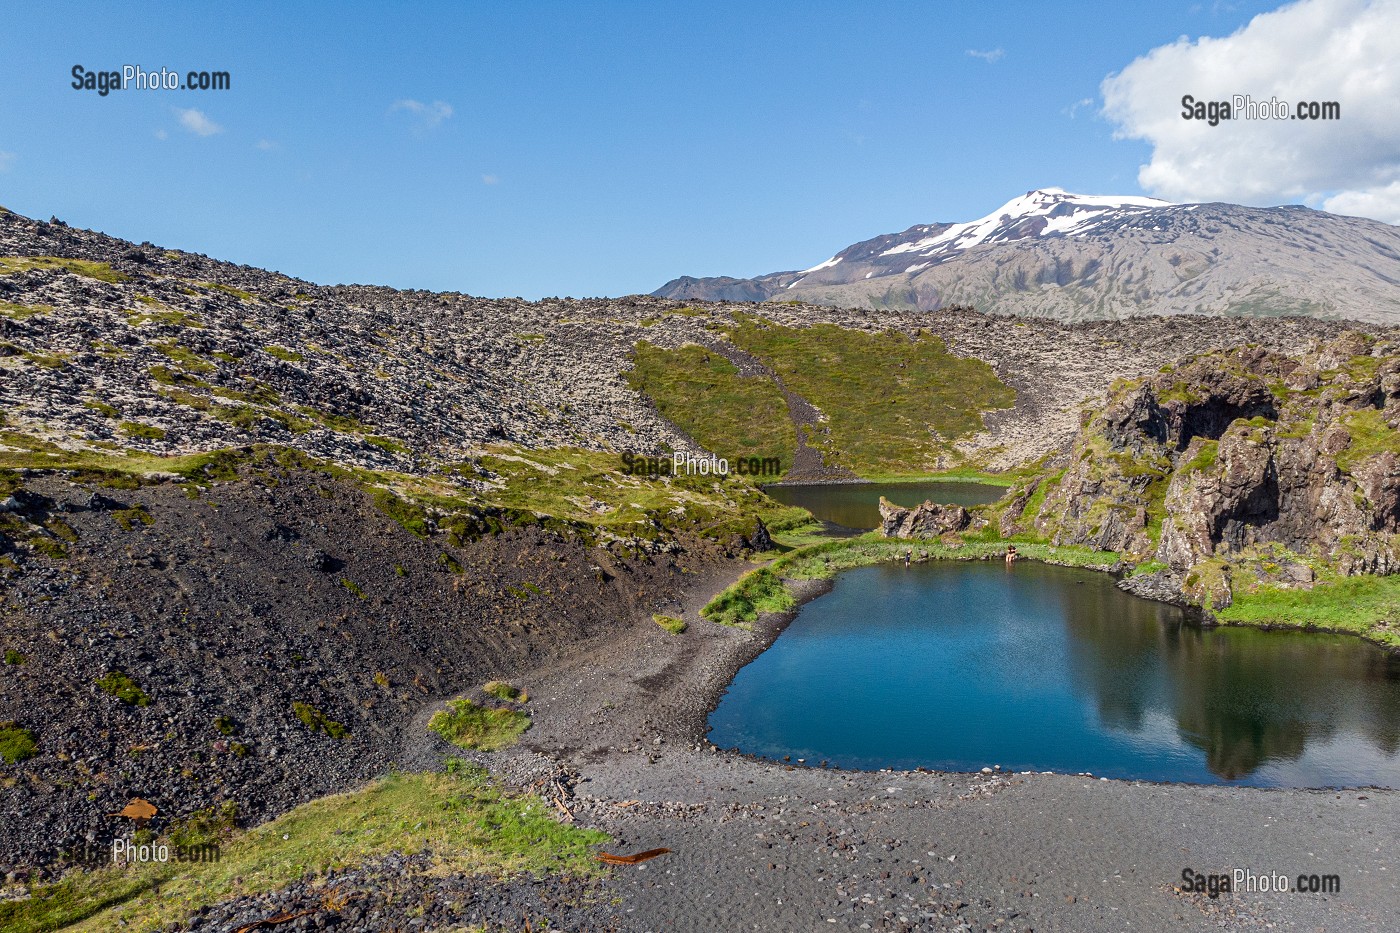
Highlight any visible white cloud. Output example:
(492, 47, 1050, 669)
(0, 151, 15, 172)
(966, 48, 1005, 63)
(175, 108, 223, 137)
(481, 173, 500, 185)
(154, 128, 168, 141)
(1101, 0, 1400, 223)
(1324, 180, 1400, 220)
(1064, 97, 1095, 119)
(391, 98, 453, 129)
(256, 139, 278, 151)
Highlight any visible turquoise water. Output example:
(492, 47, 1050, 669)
(763, 481, 1006, 530)
(707, 561, 1400, 787)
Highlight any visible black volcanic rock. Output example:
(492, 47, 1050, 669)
(877, 497, 970, 538)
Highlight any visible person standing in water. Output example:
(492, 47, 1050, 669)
(905, 547, 912, 567)
(1005, 544, 1018, 565)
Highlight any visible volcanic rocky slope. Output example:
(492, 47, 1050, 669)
(993, 333, 1400, 610)
(0, 202, 1394, 881)
(0, 457, 744, 873)
(657, 189, 1400, 322)
(0, 206, 1368, 478)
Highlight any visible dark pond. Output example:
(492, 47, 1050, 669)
(707, 561, 1400, 787)
(764, 481, 1006, 530)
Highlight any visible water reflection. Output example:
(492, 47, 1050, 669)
(707, 560, 1400, 786)
(1052, 577, 1400, 781)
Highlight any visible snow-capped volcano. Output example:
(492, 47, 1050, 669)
(655, 189, 1400, 323)
(876, 188, 1170, 258)
(791, 188, 1174, 285)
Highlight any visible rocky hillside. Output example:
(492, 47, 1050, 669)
(0, 449, 756, 874)
(1, 206, 1366, 480)
(994, 333, 1400, 611)
(656, 189, 1400, 322)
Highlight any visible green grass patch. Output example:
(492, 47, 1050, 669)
(155, 342, 215, 373)
(22, 350, 67, 369)
(700, 566, 794, 628)
(83, 399, 119, 418)
(429, 699, 530, 751)
(293, 405, 368, 433)
(365, 435, 409, 455)
(1216, 575, 1400, 649)
(0, 256, 128, 283)
(127, 307, 199, 328)
(95, 671, 150, 706)
(625, 341, 797, 477)
(111, 506, 154, 531)
(117, 422, 166, 441)
(263, 345, 304, 363)
(726, 315, 1016, 475)
(0, 300, 53, 320)
(652, 613, 687, 634)
(483, 681, 526, 702)
(3, 649, 26, 665)
(199, 282, 255, 301)
(291, 701, 349, 739)
(208, 383, 280, 406)
(1337, 408, 1400, 473)
(147, 365, 208, 388)
(1, 766, 606, 933)
(768, 534, 1120, 582)
(1181, 439, 1219, 474)
(0, 722, 38, 764)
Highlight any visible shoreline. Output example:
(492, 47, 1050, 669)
(735, 532, 1400, 655)
(489, 549, 1400, 931)
(30, 546, 1400, 931)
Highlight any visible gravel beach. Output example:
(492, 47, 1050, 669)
(451, 566, 1400, 933)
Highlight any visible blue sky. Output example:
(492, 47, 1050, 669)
(0, 1, 1339, 298)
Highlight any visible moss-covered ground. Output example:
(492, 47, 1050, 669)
(0, 765, 606, 933)
(625, 341, 796, 476)
(726, 315, 1015, 475)
(625, 315, 1015, 478)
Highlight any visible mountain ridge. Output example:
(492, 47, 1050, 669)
(655, 189, 1400, 322)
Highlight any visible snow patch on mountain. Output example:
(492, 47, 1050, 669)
(881, 188, 1172, 258)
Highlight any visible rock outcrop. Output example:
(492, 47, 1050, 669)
(878, 496, 970, 538)
(1002, 334, 1400, 607)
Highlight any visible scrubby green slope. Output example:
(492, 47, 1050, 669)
(624, 341, 796, 475)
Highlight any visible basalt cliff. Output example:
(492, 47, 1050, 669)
(993, 333, 1400, 610)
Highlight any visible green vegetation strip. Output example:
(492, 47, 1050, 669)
(702, 534, 1121, 628)
(0, 256, 129, 284)
(0, 433, 810, 551)
(626, 341, 796, 477)
(0, 766, 607, 933)
(1217, 576, 1400, 649)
